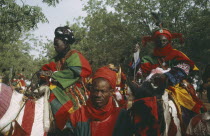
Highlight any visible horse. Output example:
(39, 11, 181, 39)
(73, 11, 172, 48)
(0, 83, 13, 119)
(127, 67, 182, 136)
(0, 71, 54, 136)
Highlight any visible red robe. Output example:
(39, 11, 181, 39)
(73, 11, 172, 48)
(69, 98, 132, 136)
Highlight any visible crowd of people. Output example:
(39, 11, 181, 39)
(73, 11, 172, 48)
(39, 26, 209, 135)
(0, 25, 210, 136)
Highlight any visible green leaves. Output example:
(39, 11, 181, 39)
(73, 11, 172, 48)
(71, 0, 210, 71)
(0, 1, 48, 43)
(42, 0, 61, 7)
(0, 0, 49, 82)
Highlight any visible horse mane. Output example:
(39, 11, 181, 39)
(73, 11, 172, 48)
(130, 100, 158, 135)
(127, 78, 166, 135)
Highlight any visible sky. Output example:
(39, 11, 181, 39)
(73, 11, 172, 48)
(17, 0, 87, 57)
(27, 0, 87, 41)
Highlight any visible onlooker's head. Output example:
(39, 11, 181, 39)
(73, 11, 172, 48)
(90, 66, 116, 108)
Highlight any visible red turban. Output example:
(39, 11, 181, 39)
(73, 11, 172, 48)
(92, 66, 117, 89)
(141, 28, 184, 46)
(152, 29, 172, 41)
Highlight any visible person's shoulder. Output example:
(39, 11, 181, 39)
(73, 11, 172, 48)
(66, 49, 84, 57)
(172, 49, 188, 56)
(69, 49, 81, 54)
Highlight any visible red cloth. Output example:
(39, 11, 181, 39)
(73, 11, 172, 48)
(41, 62, 57, 71)
(153, 29, 172, 41)
(20, 80, 26, 87)
(153, 44, 173, 57)
(69, 97, 122, 136)
(21, 100, 35, 136)
(153, 44, 195, 68)
(134, 96, 160, 136)
(77, 51, 93, 77)
(85, 97, 115, 121)
(142, 36, 153, 46)
(141, 29, 184, 46)
(153, 29, 183, 43)
(12, 120, 27, 136)
(92, 66, 117, 89)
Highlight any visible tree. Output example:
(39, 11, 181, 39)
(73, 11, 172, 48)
(0, 0, 61, 83)
(72, 0, 210, 72)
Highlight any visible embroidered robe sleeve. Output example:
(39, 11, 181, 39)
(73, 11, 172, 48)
(164, 50, 195, 85)
(52, 52, 92, 88)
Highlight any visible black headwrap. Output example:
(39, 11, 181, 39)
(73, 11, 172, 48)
(54, 26, 75, 44)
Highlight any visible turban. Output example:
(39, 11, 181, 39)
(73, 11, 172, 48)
(93, 66, 117, 89)
(152, 29, 172, 41)
(141, 28, 184, 46)
(54, 26, 75, 44)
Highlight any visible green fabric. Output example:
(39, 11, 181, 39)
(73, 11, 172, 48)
(141, 55, 178, 67)
(51, 86, 72, 105)
(50, 94, 63, 114)
(141, 55, 158, 64)
(52, 53, 82, 89)
(67, 53, 82, 67)
(52, 70, 79, 89)
(51, 86, 80, 111)
(69, 109, 132, 136)
(74, 121, 91, 136)
(67, 53, 83, 76)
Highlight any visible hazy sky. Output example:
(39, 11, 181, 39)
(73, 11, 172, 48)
(24, 0, 87, 41)
(18, 0, 87, 57)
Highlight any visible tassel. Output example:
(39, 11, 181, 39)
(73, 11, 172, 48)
(141, 36, 153, 46)
(171, 33, 184, 44)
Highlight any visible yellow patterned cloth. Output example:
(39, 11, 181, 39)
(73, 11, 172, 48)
(166, 84, 196, 112)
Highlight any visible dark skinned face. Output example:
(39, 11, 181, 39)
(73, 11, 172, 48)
(54, 37, 69, 54)
(155, 35, 169, 48)
(90, 78, 113, 109)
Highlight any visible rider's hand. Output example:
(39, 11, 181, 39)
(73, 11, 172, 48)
(133, 43, 140, 53)
(39, 70, 53, 77)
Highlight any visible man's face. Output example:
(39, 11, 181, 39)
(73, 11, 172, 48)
(54, 37, 68, 54)
(90, 78, 113, 109)
(155, 35, 169, 48)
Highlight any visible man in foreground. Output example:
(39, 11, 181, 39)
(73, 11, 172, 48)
(68, 66, 133, 136)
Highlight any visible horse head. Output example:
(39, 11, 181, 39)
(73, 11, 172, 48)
(127, 73, 168, 135)
(127, 73, 168, 100)
(24, 70, 52, 99)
